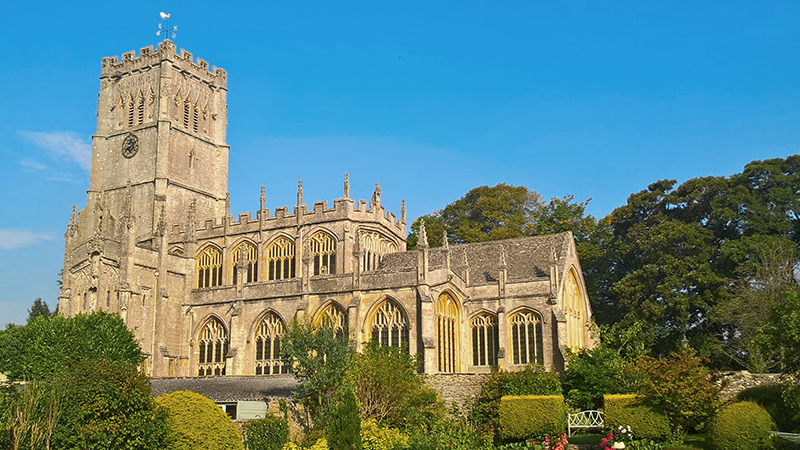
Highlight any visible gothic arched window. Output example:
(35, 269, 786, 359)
(197, 317, 228, 377)
(360, 231, 398, 271)
(316, 302, 348, 340)
(197, 246, 222, 288)
(509, 309, 543, 365)
(231, 241, 258, 284)
(436, 292, 460, 372)
(266, 237, 296, 280)
(309, 231, 336, 275)
(370, 299, 409, 348)
(470, 312, 498, 367)
(254, 312, 288, 375)
(563, 269, 586, 350)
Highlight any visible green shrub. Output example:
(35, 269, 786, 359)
(498, 395, 566, 441)
(361, 418, 410, 450)
(472, 365, 562, 437)
(328, 388, 362, 450)
(625, 348, 721, 432)
(562, 345, 628, 410)
(738, 384, 800, 432)
(157, 390, 243, 450)
(244, 413, 289, 450)
(52, 359, 168, 450)
(350, 341, 443, 431)
(707, 401, 776, 450)
(603, 394, 670, 441)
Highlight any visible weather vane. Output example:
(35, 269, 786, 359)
(156, 12, 177, 41)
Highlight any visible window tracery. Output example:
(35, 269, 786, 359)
(360, 231, 397, 271)
(369, 299, 408, 348)
(470, 312, 498, 367)
(509, 309, 543, 365)
(436, 292, 460, 372)
(231, 241, 258, 284)
(197, 246, 222, 288)
(266, 237, 296, 280)
(254, 312, 288, 375)
(316, 302, 347, 340)
(309, 231, 336, 275)
(197, 317, 228, 377)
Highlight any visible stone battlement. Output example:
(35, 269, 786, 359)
(170, 195, 406, 242)
(101, 40, 226, 84)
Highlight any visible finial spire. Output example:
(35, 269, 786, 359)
(371, 181, 381, 206)
(344, 173, 350, 198)
(500, 246, 507, 269)
(297, 180, 303, 205)
(401, 199, 406, 223)
(225, 192, 231, 216)
(418, 219, 428, 249)
(443, 230, 449, 249)
(260, 186, 265, 210)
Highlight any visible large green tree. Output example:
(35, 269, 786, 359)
(592, 156, 800, 364)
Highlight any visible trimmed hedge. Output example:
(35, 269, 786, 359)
(157, 390, 244, 450)
(707, 401, 776, 450)
(738, 384, 800, 433)
(603, 394, 670, 441)
(498, 395, 566, 440)
(244, 414, 289, 450)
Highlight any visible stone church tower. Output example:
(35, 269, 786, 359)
(61, 41, 595, 379)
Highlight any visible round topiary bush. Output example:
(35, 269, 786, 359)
(707, 401, 777, 450)
(157, 390, 244, 450)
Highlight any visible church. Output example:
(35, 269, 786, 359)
(58, 40, 595, 381)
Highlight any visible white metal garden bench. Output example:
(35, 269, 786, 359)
(769, 431, 800, 444)
(567, 410, 604, 437)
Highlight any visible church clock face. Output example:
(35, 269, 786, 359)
(121, 133, 139, 159)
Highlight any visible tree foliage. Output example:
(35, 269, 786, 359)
(589, 156, 800, 364)
(0, 311, 142, 381)
(26, 298, 54, 324)
(349, 341, 442, 431)
(561, 345, 629, 410)
(327, 388, 361, 450)
(625, 348, 721, 432)
(280, 319, 354, 429)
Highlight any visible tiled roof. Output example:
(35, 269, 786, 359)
(377, 232, 572, 286)
(151, 376, 298, 402)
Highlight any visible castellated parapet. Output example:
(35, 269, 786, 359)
(60, 41, 596, 384)
(101, 40, 227, 85)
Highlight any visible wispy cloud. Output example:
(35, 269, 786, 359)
(0, 229, 56, 250)
(18, 159, 47, 170)
(20, 131, 91, 170)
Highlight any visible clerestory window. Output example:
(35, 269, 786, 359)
(309, 232, 336, 275)
(197, 246, 223, 288)
(360, 231, 397, 271)
(266, 237, 296, 281)
(231, 241, 258, 284)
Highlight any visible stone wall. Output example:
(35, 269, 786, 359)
(718, 370, 782, 401)
(424, 373, 490, 408)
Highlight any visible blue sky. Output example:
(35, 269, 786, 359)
(1, 1, 798, 326)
